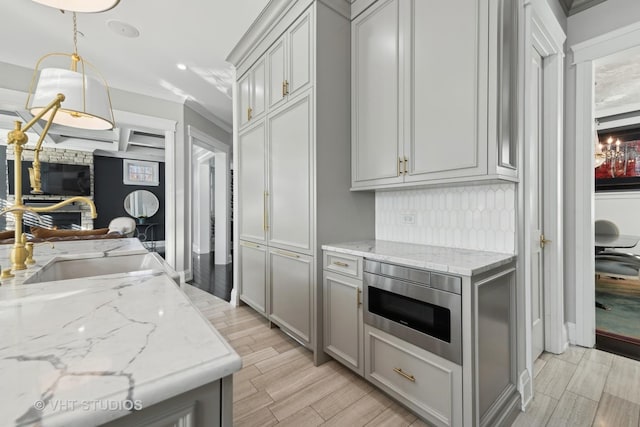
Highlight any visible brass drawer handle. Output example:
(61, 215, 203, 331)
(333, 261, 349, 268)
(263, 191, 269, 231)
(241, 242, 260, 249)
(275, 250, 300, 259)
(282, 80, 286, 97)
(247, 107, 252, 121)
(393, 367, 415, 382)
(357, 288, 362, 307)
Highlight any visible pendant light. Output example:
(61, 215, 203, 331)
(25, 12, 115, 130)
(32, 0, 120, 13)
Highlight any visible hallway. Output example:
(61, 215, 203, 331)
(189, 251, 233, 301)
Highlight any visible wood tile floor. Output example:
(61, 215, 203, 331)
(183, 284, 640, 427)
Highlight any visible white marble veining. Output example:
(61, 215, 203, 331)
(322, 240, 515, 276)
(375, 183, 516, 253)
(0, 238, 242, 426)
(0, 238, 149, 286)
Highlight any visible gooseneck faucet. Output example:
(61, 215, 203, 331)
(3, 94, 99, 273)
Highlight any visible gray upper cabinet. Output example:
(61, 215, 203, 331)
(267, 10, 312, 110)
(351, 0, 518, 190)
(351, 0, 402, 187)
(239, 55, 266, 128)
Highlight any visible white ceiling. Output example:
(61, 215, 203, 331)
(0, 0, 270, 127)
(595, 45, 640, 117)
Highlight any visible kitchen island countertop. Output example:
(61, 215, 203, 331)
(0, 238, 241, 426)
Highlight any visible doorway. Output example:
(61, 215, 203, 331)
(188, 126, 233, 301)
(571, 21, 640, 349)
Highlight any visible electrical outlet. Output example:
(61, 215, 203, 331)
(401, 213, 416, 225)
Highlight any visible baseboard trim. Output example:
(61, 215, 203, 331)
(518, 369, 533, 410)
(567, 322, 577, 345)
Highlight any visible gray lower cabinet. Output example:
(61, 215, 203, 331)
(269, 247, 313, 345)
(321, 248, 518, 427)
(239, 241, 267, 314)
(102, 376, 231, 427)
(323, 270, 364, 375)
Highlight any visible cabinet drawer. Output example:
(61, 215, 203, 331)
(365, 326, 462, 427)
(323, 251, 362, 279)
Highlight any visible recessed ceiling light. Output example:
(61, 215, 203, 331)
(32, 0, 120, 13)
(107, 20, 140, 38)
(177, 63, 187, 71)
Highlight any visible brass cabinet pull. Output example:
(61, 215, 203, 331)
(263, 191, 269, 231)
(241, 241, 261, 249)
(247, 107, 252, 121)
(540, 234, 551, 249)
(285, 80, 289, 95)
(333, 261, 349, 268)
(275, 249, 300, 259)
(282, 81, 287, 97)
(404, 157, 408, 175)
(393, 367, 415, 382)
(357, 288, 362, 307)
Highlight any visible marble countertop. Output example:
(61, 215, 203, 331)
(322, 240, 515, 276)
(0, 238, 149, 286)
(0, 238, 242, 427)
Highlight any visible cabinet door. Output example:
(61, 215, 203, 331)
(324, 271, 363, 375)
(239, 241, 267, 314)
(351, 0, 403, 187)
(251, 56, 266, 119)
(268, 92, 312, 253)
(267, 37, 287, 110)
(238, 73, 251, 128)
(287, 10, 312, 99)
(269, 248, 313, 345)
(405, 0, 486, 182)
(238, 121, 266, 243)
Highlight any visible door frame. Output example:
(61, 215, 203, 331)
(187, 126, 232, 267)
(570, 21, 640, 347)
(519, 0, 566, 407)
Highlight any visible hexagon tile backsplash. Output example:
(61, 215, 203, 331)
(375, 183, 516, 254)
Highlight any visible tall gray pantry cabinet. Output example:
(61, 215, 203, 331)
(228, 0, 375, 365)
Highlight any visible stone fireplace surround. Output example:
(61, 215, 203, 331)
(6, 146, 94, 230)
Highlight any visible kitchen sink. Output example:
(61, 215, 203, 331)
(23, 252, 180, 285)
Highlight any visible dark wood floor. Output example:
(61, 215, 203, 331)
(188, 251, 233, 301)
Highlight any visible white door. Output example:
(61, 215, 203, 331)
(238, 121, 266, 243)
(529, 48, 545, 361)
(267, 92, 312, 253)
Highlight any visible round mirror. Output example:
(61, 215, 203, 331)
(124, 190, 159, 220)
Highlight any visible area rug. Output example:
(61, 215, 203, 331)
(596, 276, 640, 341)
